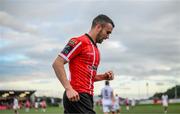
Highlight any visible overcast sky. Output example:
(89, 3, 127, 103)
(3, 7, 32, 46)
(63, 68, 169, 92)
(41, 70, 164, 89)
(0, 0, 180, 99)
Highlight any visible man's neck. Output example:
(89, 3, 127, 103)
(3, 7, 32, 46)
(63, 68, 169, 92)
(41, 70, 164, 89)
(88, 31, 96, 43)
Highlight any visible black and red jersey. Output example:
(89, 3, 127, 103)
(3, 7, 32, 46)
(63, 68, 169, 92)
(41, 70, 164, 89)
(59, 34, 100, 95)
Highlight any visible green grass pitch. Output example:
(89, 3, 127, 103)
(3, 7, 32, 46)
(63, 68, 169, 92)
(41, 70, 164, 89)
(0, 103, 180, 114)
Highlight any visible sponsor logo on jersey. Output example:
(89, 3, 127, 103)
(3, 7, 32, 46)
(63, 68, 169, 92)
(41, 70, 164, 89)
(61, 45, 73, 55)
(68, 39, 77, 46)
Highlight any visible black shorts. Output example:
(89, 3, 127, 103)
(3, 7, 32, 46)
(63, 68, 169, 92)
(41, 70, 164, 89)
(63, 91, 96, 114)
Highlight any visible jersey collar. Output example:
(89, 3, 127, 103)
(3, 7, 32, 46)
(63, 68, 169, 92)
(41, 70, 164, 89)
(85, 33, 97, 47)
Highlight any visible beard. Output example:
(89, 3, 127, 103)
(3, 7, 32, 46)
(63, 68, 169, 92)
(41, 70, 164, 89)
(97, 38, 104, 44)
(96, 30, 104, 44)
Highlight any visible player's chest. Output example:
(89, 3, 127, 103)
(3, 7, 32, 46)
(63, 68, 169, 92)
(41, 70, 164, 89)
(80, 44, 100, 64)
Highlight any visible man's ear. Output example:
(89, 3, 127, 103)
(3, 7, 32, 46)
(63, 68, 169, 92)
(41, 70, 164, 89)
(96, 24, 102, 32)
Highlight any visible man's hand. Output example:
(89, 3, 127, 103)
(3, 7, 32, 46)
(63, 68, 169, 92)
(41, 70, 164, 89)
(104, 71, 114, 80)
(66, 87, 80, 102)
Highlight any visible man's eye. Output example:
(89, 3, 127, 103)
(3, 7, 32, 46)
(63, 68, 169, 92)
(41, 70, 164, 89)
(107, 31, 111, 34)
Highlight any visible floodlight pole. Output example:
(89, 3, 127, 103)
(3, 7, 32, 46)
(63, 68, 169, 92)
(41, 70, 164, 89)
(175, 85, 177, 99)
(175, 72, 177, 99)
(146, 82, 149, 99)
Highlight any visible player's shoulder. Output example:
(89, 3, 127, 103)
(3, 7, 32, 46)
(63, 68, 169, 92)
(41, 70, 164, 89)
(66, 36, 83, 48)
(70, 34, 87, 44)
(78, 34, 89, 43)
(102, 86, 106, 90)
(109, 86, 113, 90)
(106, 86, 113, 91)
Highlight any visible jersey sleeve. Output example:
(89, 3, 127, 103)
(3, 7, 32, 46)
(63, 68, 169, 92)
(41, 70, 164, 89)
(59, 38, 82, 62)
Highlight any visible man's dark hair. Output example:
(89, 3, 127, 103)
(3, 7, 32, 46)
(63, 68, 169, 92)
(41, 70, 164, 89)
(105, 80, 109, 85)
(91, 14, 115, 28)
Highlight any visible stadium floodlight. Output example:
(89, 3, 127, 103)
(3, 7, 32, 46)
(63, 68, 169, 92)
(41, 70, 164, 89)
(9, 91, 14, 94)
(25, 91, 30, 94)
(2, 93, 9, 97)
(19, 93, 26, 97)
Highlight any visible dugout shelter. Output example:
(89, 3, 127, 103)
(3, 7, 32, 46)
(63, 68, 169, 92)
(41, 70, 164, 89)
(0, 90, 36, 109)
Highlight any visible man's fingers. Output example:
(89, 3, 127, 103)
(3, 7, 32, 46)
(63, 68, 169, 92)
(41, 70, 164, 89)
(106, 71, 114, 80)
(69, 96, 76, 102)
(70, 97, 74, 102)
(75, 94, 80, 101)
(76, 94, 80, 101)
(69, 94, 79, 102)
